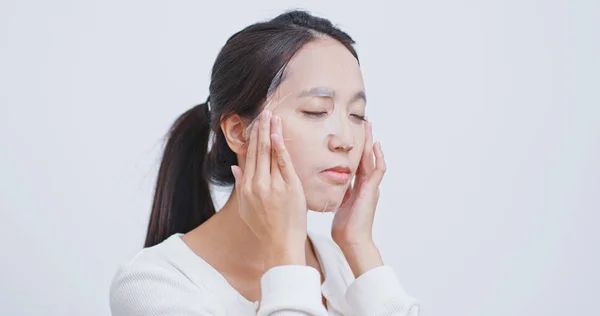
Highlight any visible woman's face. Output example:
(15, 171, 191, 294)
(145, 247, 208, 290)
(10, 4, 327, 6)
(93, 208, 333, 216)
(265, 37, 367, 212)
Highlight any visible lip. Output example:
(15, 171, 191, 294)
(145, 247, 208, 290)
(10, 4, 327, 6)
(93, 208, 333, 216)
(320, 165, 351, 184)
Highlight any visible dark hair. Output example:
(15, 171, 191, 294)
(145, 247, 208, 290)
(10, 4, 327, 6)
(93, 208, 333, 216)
(144, 9, 359, 247)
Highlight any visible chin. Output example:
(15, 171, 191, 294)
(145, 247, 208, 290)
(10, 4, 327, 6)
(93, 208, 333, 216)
(305, 187, 346, 213)
(307, 204, 338, 213)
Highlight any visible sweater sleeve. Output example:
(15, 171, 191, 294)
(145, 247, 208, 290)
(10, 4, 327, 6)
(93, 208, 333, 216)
(109, 264, 224, 316)
(345, 266, 420, 316)
(257, 265, 328, 316)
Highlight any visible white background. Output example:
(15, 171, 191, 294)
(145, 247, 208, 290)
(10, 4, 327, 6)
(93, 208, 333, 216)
(1, 1, 598, 315)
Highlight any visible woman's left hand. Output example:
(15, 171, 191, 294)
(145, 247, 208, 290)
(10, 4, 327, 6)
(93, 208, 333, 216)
(331, 121, 387, 276)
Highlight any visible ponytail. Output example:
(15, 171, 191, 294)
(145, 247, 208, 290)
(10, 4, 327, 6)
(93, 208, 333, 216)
(144, 100, 215, 247)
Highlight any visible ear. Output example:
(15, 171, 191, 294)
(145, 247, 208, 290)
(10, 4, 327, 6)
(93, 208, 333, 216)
(220, 114, 249, 155)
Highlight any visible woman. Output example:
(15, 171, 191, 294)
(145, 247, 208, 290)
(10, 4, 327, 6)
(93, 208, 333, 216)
(110, 10, 419, 316)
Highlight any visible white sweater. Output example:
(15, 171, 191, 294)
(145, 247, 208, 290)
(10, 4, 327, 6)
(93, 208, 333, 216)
(109, 231, 419, 316)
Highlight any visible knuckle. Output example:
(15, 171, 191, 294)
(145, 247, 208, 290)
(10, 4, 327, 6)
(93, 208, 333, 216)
(242, 184, 252, 197)
(254, 183, 269, 197)
(271, 183, 284, 195)
(258, 142, 271, 154)
(376, 162, 386, 172)
(274, 143, 286, 153)
(277, 156, 287, 167)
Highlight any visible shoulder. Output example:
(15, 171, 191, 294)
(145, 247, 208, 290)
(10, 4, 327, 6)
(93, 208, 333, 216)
(110, 234, 187, 288)
(109, 234, 223, 315)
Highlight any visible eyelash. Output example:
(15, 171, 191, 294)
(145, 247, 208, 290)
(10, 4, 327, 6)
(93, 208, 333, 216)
(302, 111, 367, 122)
(302, 111, 327, 118)
(353, 114, 367, 121)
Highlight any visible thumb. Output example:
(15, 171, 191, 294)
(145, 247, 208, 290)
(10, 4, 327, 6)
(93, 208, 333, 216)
(341, 184, 353, 204)
(335, 185, 353, 213)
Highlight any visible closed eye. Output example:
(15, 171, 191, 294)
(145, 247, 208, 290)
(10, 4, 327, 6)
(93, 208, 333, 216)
(302, 111, 327, 118)
(351, 114, 366, 121)
(302, 111, 366, 122)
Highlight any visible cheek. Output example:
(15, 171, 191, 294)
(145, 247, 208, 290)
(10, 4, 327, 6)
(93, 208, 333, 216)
(349, 150, 362, 171)
(281, 121, 318, 179)
(350, 127, 366, 168)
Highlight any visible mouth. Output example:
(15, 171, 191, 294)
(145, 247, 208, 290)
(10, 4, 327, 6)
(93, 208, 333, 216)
(319, 165, 352, 184)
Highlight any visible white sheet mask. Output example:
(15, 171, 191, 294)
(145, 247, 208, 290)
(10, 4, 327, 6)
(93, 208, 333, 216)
(242, 89, 294, 142)
(239, 37, 369, 215)
(240, 88, 365, 214)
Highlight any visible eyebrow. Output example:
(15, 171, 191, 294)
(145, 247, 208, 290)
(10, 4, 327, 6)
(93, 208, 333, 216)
(297, 87, 367, 104)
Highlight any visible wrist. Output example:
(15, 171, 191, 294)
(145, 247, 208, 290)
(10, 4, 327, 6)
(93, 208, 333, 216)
(263, 244, 306, 270)
(336, 237, 375, 252)
(339, 240, 383, 278)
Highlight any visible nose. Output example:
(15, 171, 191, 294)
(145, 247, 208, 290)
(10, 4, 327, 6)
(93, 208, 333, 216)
(327, 121, 355, 153)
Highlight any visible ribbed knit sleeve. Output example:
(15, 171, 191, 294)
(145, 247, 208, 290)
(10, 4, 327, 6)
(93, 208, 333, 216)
(257, 265, 328, 316)
(345, 266, 420, 316)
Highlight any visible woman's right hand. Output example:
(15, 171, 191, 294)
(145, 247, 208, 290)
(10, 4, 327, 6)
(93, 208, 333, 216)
(230, 110, 308, 269)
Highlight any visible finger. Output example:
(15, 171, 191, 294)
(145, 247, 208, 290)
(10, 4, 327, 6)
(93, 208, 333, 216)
(264, 91, 293, 113)
(360, 121, 375, 175)
(231, 165, 242, 188)
(243, 118, 260, 182)
(255, 110, 272, 183)
(370, 141, 386, 185)
(270, 115, 283, 180)
(231, 165, 246, 217)
(340, 183, 353, 205)
(271, 117, 297, 184)
(274, 112, 283, 140)
(231, 165, 243, 205)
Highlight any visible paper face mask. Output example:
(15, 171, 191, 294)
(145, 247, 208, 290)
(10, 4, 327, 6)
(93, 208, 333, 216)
(243, 37, 368, 213)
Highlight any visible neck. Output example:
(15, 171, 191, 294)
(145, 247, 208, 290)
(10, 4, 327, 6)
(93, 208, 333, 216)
(186, 187, 318, 275)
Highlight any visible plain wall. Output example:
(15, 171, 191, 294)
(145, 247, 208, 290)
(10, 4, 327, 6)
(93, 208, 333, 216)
(1, 0, 598, 315)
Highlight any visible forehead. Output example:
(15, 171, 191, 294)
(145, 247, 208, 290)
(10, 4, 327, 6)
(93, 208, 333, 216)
(274, 37, 365, 100)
